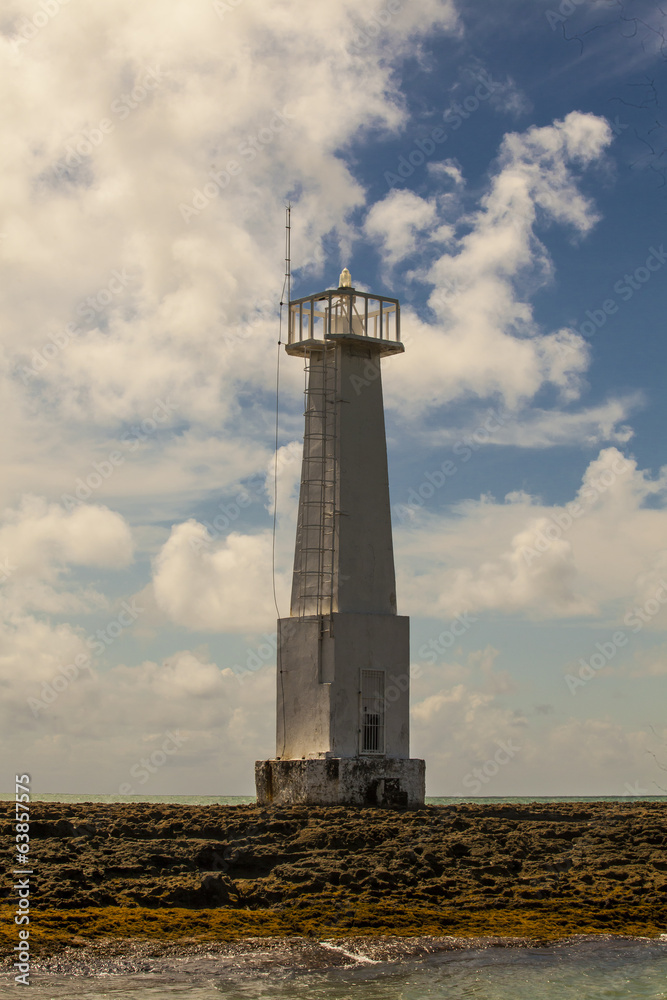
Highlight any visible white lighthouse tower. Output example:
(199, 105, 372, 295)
(255, 269, 425, 808)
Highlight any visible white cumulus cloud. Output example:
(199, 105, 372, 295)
(152, 521, 284, 632)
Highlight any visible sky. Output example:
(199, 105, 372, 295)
(2, 0, 666, 797)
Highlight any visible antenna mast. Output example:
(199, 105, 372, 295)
(285, 203, 291, 308)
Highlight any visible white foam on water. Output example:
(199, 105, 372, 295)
(319, 941, 379, 964)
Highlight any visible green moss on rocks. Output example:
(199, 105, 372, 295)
(1, 800, 665, 954)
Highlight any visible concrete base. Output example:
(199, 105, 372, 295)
(255, 757, 425, 809)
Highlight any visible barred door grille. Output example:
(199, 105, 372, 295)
(361, 670, 385, 753)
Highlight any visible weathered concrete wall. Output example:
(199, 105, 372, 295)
(329, 613, 409, 758)
(255, 757, 425, 808)
(289, 340, 397, 618)
(335, 343, 397, 615)
(276, 617, 331, 760)
(277, 613, 410, 759)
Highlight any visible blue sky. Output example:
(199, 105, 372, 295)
(1, 0, 666, 796)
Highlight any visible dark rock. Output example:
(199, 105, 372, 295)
(1, 799, 665, 941)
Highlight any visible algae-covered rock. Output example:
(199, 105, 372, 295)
(0, 800, 665, 947)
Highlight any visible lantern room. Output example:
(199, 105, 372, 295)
(286, 268, 403, 357)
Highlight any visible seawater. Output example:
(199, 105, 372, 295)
(3, 939, 666, 999)
(2, 793, 666, 804)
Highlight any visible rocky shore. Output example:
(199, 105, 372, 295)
(1, 800, 665, 958)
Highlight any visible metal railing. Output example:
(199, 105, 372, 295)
(288, 288, 400, 348)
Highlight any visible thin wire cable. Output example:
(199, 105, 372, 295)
(273, 204, 290, 759)
(271, 204, 291, 621)
(271, 321, 283, 622)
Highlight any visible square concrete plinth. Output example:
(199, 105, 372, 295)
(255, 757, 425, 809)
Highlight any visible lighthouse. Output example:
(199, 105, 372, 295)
(255, 269, 425, 808)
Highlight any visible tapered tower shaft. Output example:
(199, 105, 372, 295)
(291, 341, 397, 618)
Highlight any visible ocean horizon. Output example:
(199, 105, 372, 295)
(3, 792, 666, 804)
